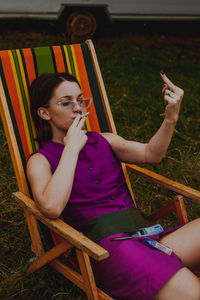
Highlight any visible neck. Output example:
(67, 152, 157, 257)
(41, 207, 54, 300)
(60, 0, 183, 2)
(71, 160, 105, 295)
(51, 137, 65, 144)
(51, 129, 67, 145)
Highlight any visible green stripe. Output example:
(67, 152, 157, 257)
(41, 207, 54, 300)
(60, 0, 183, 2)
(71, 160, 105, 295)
(11, 50, 36, 152)
(33, 47, 55, 75)
(31, 48, 38, 77)
(50, 46, 58, 73)
(66, 45, 76, 76)
(0, 57, 27, 172)
(19, 49, 31, 88)
(81, 43, 109, 132)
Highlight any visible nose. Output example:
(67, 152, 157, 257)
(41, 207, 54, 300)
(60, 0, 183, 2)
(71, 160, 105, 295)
(72, 101, 82, 113)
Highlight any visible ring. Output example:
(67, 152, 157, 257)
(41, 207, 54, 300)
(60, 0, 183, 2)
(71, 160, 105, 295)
(167, 91, 172, 96)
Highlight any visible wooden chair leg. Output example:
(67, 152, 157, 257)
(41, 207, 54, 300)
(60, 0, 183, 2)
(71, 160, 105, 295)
(50, 259, 113, 300)
(76, 249, 99, 300)
(174, 195, 189, 224)
(24, 208, 44, 256)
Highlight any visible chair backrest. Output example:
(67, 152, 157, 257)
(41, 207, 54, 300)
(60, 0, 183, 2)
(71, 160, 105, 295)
(0, 40, 135, 202)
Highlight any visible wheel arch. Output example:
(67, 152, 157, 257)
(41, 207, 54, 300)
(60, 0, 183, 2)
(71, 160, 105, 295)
(58, 4, 111, 29)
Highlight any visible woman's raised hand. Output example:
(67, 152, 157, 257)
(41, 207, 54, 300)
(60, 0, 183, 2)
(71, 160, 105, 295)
(160, 72, 184, 124)
(63, 114, 88, 153)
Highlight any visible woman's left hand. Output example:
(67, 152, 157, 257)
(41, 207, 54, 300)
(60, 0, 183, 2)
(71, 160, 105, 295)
(160, 72, 184, 124)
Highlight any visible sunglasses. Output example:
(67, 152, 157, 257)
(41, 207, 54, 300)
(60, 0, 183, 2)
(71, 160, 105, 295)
(57, 97, 92, 110)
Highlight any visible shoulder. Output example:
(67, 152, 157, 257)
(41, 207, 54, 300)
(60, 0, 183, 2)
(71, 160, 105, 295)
(26, 153, 54, 203)
(27, 152, 51, 175)
(89, 131, 128, 154)
(86, 131, 118, 145)
(100, 132, 126, 148)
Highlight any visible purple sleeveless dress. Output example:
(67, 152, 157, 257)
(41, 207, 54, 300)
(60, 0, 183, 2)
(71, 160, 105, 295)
(37, 131, 184, 300)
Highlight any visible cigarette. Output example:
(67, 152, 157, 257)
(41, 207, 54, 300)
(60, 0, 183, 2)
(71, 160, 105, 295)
(81, 112, 90, 118)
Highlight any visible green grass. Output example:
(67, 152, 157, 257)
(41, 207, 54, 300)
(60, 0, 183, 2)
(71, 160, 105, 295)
(0, 29, 200, 299)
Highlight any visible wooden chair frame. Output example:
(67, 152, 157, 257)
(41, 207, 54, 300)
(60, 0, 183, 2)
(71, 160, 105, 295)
(1, 40, 200, 300)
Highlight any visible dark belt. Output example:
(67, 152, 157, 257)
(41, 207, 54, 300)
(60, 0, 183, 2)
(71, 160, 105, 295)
(82, 207, 152, 242)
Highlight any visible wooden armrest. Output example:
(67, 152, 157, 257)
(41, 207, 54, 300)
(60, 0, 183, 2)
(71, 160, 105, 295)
(126, 164, 200, 202)
(13, 191, 109, 261)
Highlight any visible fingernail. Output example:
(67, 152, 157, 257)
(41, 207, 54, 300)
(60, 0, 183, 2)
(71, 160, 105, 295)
(160, 70, 165, 74)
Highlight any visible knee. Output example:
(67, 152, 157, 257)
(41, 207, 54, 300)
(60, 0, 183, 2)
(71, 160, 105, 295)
(184, 283, 200, 300)
(155, 268, 200, 300)
(193, 282, 200, 300)
(155, 283, 200, 300)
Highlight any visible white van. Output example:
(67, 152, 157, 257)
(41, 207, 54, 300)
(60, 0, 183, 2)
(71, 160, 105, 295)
(1, 0, 200, 38)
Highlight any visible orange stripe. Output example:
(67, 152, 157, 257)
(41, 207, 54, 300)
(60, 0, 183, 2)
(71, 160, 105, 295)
(19, 49, 38, 148)
(73, 44, 100, 133)
(22, 48, 38, 147)
(70, 45, 91, 131)
(22, 48, 36, 85)
(52, 46, 66, 72)
(1, 51, 30, 160)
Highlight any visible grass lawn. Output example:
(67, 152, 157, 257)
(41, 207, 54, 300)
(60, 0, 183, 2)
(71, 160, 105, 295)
(0, 24, 200, 299)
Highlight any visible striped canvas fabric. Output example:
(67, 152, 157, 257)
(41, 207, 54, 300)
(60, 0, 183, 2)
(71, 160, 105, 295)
(0, 43, 110, 189)
(0, 42, 135, 260)
(0, 42, 114, 254)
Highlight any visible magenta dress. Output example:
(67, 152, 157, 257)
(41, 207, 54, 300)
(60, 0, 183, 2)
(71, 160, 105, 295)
(37, 131, 184, 300)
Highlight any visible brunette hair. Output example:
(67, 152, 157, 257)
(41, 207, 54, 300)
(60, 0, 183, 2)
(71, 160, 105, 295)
(29, 72, 80, 147)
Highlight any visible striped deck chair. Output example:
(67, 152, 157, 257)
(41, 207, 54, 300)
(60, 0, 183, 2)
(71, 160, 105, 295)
(0, 40, 200, 300)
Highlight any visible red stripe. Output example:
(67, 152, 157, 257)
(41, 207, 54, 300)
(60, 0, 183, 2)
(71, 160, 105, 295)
(73, 44, 101, 133)
(22, 48, 36, 85)
(52, 46, 66, 72)
(0, 51, 30, 160)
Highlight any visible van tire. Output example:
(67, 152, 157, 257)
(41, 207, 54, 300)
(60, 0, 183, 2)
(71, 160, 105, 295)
(66, 10, 96, 40)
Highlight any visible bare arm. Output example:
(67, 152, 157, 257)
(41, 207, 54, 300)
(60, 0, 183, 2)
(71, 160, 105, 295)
(26, 115, 87, 218)
(102, 73, 184, 164)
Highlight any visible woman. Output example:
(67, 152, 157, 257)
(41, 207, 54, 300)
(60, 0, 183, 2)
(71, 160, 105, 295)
(27, 72, 200, 300)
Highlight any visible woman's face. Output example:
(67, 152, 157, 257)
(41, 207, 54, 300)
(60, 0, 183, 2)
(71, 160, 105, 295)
(38, 80, 85, 135)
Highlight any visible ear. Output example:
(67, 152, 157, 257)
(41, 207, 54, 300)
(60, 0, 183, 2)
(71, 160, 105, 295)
(37, 107, 51, 121)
